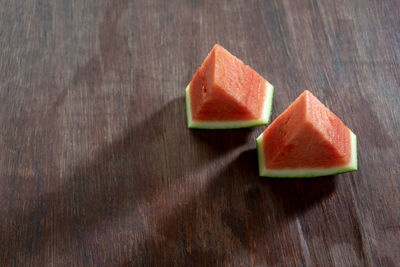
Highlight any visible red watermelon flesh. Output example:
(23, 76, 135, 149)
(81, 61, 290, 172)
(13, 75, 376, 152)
(261, 90, 354, 170)
(190, 44, 268, 121)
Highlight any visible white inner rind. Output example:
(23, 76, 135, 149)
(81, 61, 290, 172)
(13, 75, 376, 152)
(186, 81, 274, 129)
(256, 130, 358, 177)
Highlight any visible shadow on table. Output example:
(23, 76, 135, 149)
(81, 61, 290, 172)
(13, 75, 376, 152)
(190, 128, 253, 152)
(261, 171, 336, 218)
(0, 96, 254, 266)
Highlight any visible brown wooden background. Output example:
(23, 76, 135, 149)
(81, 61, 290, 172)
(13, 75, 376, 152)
(0, 0, 399, 266)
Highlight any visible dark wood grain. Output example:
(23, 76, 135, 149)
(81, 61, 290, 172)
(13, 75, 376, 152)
(0, 0, 399, 266)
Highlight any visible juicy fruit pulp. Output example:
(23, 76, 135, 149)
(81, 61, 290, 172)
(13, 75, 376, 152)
(257, 90, 357, 177)
(186, 44, 274, 129)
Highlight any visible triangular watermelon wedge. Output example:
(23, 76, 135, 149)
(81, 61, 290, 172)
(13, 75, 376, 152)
(256, 90, 357, 177)
(186, 44, 274, 129)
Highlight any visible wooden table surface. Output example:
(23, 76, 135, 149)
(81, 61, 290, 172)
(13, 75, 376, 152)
(1, 0, 399, 266)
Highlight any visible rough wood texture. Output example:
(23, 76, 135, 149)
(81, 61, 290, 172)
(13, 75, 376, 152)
(0, 0, 399, 266)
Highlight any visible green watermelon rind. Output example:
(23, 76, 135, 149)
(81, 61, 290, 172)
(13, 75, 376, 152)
(186, 81, 274, 129)
(256, 130, 358, 178)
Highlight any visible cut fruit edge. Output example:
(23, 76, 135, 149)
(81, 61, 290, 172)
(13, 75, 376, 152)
(185, 81, 274, 129)
(256, 130, 358, 177)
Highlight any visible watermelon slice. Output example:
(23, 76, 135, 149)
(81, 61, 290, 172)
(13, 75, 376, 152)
(256, 90, 357, 177)
(186, 44, 274, 129)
